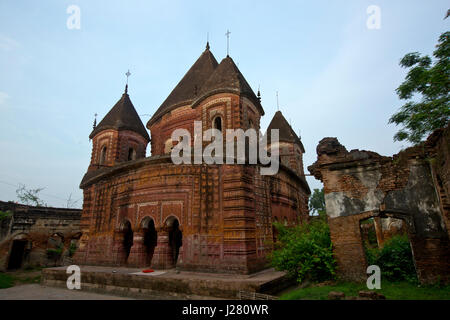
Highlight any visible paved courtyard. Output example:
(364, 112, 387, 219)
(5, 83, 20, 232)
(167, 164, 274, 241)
(0, 284, 133, 300)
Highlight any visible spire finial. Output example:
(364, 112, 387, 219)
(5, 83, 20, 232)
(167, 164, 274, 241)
(225, 29, 231, 56)
(276, 91, 279, 111)
(93, 113, 97, 130)
(125, 69, 131, 94)
(257, 85, 261, 103)
(206, 32, 210, 50)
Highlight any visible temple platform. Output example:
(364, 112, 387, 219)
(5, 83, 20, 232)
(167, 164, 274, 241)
(41, 266, 292, 299)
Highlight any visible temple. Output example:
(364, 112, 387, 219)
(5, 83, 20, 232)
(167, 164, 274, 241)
(74, 43, 310, 274)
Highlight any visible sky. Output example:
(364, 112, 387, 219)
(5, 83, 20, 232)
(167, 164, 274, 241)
(0, 0, 448, 208)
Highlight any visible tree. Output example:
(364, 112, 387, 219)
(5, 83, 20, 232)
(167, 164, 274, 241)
(270, 218, 336, 283)
(309, 188, 325, 216)
(389, 31, 450, 144)
(16, 184, 46, 207)
(66, 193, 80, 208)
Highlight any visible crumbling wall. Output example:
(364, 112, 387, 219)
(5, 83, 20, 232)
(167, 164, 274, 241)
(308, 125, 450, 284)
(0, 201, 81, 271)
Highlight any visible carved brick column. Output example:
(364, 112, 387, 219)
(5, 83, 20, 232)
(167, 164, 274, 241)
(112, 230, 126, 266)
(127, 229, 146, 267)
(176, 226, 184, 267)
(151, 227, 174, 269)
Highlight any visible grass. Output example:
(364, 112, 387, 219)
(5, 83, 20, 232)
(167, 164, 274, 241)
(0, 267, 42, 289)
(279, 281, 450, 300)
(0, 273, 14, 289)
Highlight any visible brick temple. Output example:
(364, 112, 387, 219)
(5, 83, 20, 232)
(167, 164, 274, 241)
(73, 43, 311, 274)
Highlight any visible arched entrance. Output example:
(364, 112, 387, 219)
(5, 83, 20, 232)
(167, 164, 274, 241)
(142, 217, 157, 265)
(359, 213, 418, 282)
(166, 216, 182, 266)
(122, 220, 133, 261)
(8, 234, 30, 270)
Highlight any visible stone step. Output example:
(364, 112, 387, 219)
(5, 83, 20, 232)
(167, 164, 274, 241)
(41, 266, 292, 299)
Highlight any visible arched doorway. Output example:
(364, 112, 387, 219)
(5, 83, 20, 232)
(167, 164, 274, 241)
(122, 220, 133, 261)
(8, 234, 30, 270)
(142, 217, 157, 265)
(359, 214, 418, 281)
(166, 216, 182, 266)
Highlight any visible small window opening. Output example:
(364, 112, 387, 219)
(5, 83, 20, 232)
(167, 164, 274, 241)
(128, 148, 136, 161)
(100, 146, 107, 165)
(213, 116, 222, 132)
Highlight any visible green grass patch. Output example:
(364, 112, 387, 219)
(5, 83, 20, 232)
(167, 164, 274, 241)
(280, 281, 450, 300)
(0, 273, 15, 289)
(0, 268, 42, 289)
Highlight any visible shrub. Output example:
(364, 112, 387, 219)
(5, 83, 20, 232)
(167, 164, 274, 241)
(365, 234, 417, 283)
(46, 246, 63, 260)
(68, 242, 77, 257)
(0, 210, 12, 221)
(270, 217, 336, 283)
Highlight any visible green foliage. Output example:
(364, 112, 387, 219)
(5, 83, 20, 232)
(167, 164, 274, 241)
(309, 188, 325, 216)
(46, 244, 63, 260)
(0, 210, 12, 221)
(0, 273, 14, 289)
(270, 217, 336, 283)
(68, 242, 77, 257)
(279, 281, 450, 300)
(16, 184, 46, 207)
(364, 242, 379, 266)
(365, 235, 417, 283)
(0, 269, 42, 289)
(389, 31, 450, 144)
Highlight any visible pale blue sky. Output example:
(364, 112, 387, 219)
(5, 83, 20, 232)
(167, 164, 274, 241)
(0, 1, 448, 208)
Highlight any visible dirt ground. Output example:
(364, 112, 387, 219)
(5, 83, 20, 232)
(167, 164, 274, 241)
(0, 284, 133, 300)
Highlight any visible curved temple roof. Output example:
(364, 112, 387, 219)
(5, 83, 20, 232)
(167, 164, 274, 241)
(147, 44, 218, 127)
(90, 91, 150, 141)
(266, 110, 305, 153)
(147, 44, 264, 127)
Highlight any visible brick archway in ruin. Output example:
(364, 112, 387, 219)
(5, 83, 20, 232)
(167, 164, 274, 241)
(309, 128, 450, 284)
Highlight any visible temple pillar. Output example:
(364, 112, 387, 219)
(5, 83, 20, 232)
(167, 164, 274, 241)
(112, 230, 126, 266)
(151, 227, 174, 269)
(127, 229, 146, 267)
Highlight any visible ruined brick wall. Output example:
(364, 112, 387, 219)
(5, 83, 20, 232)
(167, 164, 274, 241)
(0, 201, 81, 271)
(308, 127, 450, 284)
(427, 125, 450, 239)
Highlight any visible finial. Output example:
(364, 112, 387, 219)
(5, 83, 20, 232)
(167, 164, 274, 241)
(257, 85, 261, 103)
(125, 69, 131, 94)
(225, 29, 231, 56)
(93, 113, 97, 130)
(276, 91, 279, 111)
(206, 32, 210, 50)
